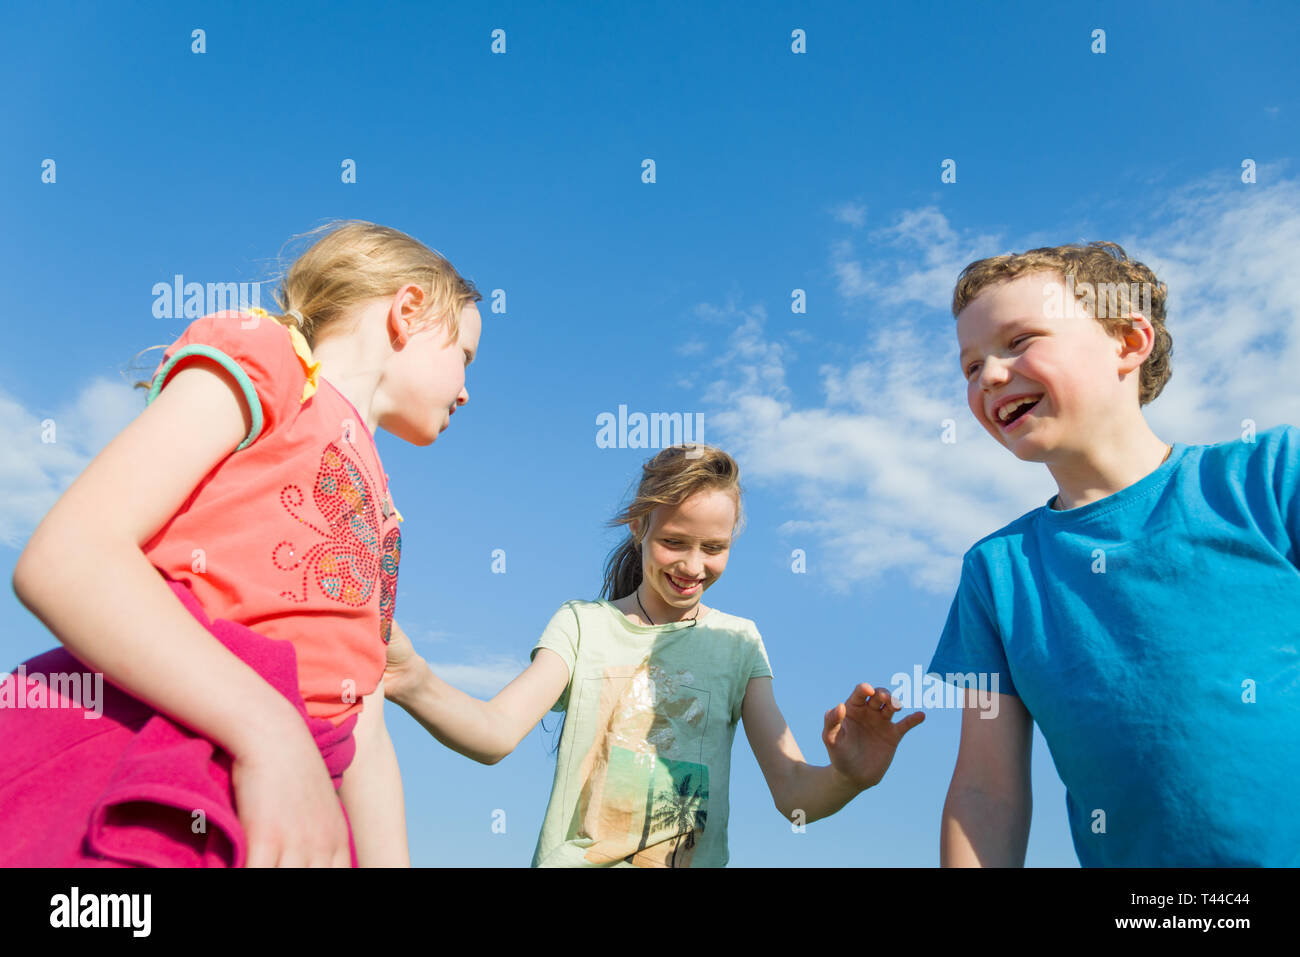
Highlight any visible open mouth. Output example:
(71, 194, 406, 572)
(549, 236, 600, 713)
(666, 573, 701, 594)
(997, 396, 1042, 429)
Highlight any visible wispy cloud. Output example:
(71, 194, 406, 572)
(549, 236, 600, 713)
(831, 201, 867, 228)
(832, 207, 1003, 311)
(0, 379, 144, 548)
(425, 655, 531, 697)
(699, 169, 1300, 596)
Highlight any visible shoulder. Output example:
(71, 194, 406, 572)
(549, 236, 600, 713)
(1176, 425, 1300, 508)
(563, 598, 605, 618)
(541, 599, 601, 634)
(151, 311, 304, 395)
(961, 507, 1039, 573)
(149, 311, 319, 446)
(162, 310, 299, 362)
(699, 606, 764, 642)
(1195, 424, 1298, 471)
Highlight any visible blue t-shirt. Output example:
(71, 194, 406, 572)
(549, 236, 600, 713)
(928, 425, 1300, 866)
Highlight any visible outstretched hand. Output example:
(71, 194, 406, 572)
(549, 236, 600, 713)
(823, 683, 925, 791)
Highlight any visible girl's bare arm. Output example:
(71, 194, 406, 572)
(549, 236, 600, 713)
(12, 362, 352, 866)
(383, 620, 570, 764)
(338, 680, 409, 866)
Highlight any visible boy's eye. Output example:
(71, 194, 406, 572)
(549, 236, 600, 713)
(965, 335, 1033, 379)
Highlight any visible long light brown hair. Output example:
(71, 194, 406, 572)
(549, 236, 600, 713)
(599, 444, 746, 601)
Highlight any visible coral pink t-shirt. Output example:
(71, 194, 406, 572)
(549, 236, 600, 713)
(141, 310, 403, 726)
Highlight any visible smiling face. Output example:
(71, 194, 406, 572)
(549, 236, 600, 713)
(382, 302, 481, 446)
(956, 270, 1149, 462)
(630, 488, 736, 621)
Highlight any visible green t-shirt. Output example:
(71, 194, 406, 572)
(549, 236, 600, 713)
(529, 598, 774, 868)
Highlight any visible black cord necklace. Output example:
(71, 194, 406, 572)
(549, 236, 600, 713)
(636, 584, 700, 627)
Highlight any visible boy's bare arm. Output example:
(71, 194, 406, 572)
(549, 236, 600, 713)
(940, 689, 1033, 867)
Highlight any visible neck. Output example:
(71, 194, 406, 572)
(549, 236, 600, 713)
(1047, 419, 1170, 510)
(303, 302, 393, 435)
(635, 582, 700, 624)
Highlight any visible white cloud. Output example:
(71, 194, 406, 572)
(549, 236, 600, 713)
(703, 170, 1300, 596)
(832, 207, 1003, 311)
(831, 201, 867, 228)
(1118, 172, 1300, 440)
(0, 378, 144, 548)
(425, 655, 530, 697)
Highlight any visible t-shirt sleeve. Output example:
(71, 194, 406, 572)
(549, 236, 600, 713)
(530, 601, 580, 713)
(926, 552, 1018, 698)
(732, 623, 774, 723)
(145, 311, 301, 451)
(1270, 425, 1300, 566)
(747, 624, 774, 681)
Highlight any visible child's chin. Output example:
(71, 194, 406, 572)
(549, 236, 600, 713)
(990, 423, 1032, 454)
(1005, 436, 1051, 462)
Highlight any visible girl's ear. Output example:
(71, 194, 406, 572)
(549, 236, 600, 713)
(387, 308, 408, 349)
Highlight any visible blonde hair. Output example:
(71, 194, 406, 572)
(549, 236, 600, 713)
(268, 219, 481, 348)
(951, 241, 1172, 405)
(599, 445, 746, 601)
(133, 220, 480, 388)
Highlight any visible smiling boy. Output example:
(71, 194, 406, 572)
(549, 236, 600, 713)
(928, 242, 1300, 866)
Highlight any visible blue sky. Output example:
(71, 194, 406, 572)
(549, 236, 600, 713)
(2, 0, 1298, 867)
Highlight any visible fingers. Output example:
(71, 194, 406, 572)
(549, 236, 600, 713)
(823, 702, 846, 741)
(245, 841, 272, 868)
(854, 684, 899, 714)
(848, 682, 928, 732)
(823, 703, 842, 727)
(897, 710, 926, 736)
(846, 683, 875, 708)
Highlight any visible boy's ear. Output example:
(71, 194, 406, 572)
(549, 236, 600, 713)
(1115, 312, 1156, 373)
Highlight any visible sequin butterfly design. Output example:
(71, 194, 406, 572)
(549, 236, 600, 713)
(274, 442, 401, 642)
(379, 526, 401, 644)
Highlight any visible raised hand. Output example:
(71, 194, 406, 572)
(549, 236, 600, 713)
(823, 683, 925, 790)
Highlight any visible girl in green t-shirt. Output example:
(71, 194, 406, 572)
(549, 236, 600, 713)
(382, 443, 923, 866)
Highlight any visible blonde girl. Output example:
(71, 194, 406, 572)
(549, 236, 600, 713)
(383, 444, 923, 866)
(2, 220, 480, 867)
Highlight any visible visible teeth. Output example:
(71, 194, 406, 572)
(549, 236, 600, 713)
(998, 397, 1039, 422)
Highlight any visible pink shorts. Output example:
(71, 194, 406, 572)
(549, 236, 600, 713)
(0, 575, 359, 867)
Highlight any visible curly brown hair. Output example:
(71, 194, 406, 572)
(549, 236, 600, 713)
(952, 241, 1172, 405)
